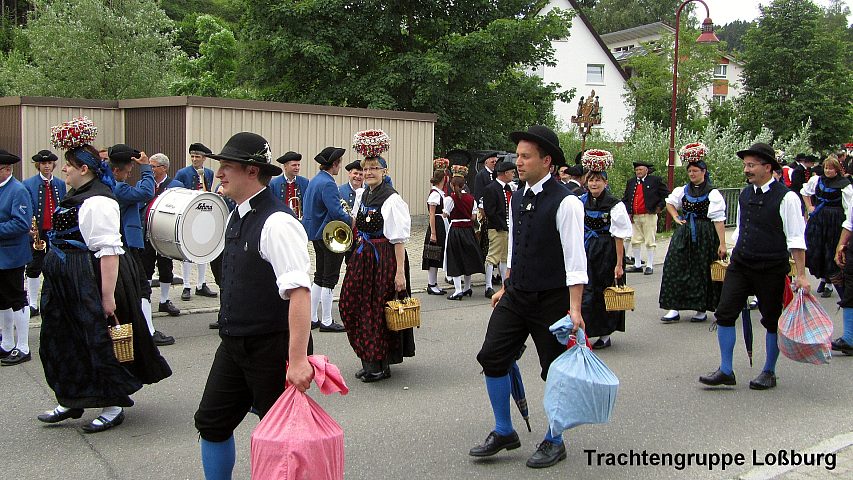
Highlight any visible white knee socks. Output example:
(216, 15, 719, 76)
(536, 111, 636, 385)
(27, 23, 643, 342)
(647, 248, 655, 268)
(452, 276, 463, 295)
(633, 246, 644, 268)
(27, 277, 40, 309)
(498, 262, 507, 283)
(12, 308, 29, 354)
(182, 262, 192, 289)
(320, 288, 334, 326)
(428, 267, 438, 286)
(160, 284, 171, 304)
(485, 264, 494, 289)
(1, 309, 14, 351)
(464, 275, 472, 291)
(310, 283, 322, 323)
(141, 299, 155, 336)
(197, 264, 207, 288)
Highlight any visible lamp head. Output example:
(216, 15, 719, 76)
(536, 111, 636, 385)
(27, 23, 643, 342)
(697, 18, 720, 43)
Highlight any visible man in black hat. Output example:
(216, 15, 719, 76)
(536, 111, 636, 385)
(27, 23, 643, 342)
(194, 132, 313, 478)
(302, 146, 351, 333)
(563, 164, 587, 196)
(480, 161, 516, 298)
(699, 143, 808, 391)
(339, 160, 364, 210)
(22, 149, 66, 317)
(0, 149, 34, 365)
(472, 151, 499, 201)
(789, 153, 816, 204)
(175, 142, 218, 301)
(470, 125, 587, 469)
(269, 151, 310, 218)
(622, 161, 669, 275)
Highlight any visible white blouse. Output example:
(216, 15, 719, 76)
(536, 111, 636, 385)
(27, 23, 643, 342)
(801, 175, 853, 226)
(606, 202, 633, 239)
(665, 186, 727, 222)
(427, 188, 444, 208)
(78, 196, 125, 258)
(353, 190, 411, 244)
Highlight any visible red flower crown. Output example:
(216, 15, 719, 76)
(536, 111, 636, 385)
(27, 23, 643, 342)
(433, 157, 450, 170)
(581, 149, 614, 172)
(451, 165, 468, 177)
(50, 116, 98, 150)
(353, 129, 390, 158)
(678, 142, 708, 164)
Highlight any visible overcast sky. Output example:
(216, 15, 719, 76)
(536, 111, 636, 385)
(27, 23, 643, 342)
(700, 0, 844, 25)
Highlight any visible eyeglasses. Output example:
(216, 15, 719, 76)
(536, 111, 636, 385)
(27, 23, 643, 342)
(362, 167, 385, 172)
(152, 164, 166, 169)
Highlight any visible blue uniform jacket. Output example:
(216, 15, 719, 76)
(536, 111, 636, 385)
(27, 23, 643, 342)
(175, 166, 214, 191)
(22, 174, 66, 229)
(302, 170, 350, 241)
(339, 182, 358, 209)
(0, 177, 33, 269)
(112, 164, 154, 249)
(269, 174, 309, 207)
(139, 176, 184, 228)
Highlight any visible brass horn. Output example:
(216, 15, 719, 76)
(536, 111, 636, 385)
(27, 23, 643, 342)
(288, 196, 302, 220)
(32, 217, 46, 251)
(322, 198, 354, 253)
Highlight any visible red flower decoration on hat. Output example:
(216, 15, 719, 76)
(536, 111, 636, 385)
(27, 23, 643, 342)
(451, 165, 468, 177)
(581, 149, 614, 172)
(678, 142, 708, 164)
(433, 157, 450, 170)
(50, 116, 98, 150)
(353, 129, 390, 158)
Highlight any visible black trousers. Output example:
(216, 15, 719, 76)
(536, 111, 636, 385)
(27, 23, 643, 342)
(0, 266, 27, 310)
(25, 235, 47, 278)
(312, 240, 344, 288)
(194, 331, 313, 442)
(714, 259, 788, 332)
(477, 285, 570, 381)
(141, 239, 174, 284)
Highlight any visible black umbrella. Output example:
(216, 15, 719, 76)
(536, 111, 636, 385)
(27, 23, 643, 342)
(741, 305, 754, 367)
(509, 345, 531, 432)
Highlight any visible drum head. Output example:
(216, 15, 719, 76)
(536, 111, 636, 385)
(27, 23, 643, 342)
(177, 192, 228, 264)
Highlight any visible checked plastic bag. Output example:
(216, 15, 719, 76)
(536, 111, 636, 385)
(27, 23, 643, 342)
(778, 290, 833, 365)
(543, 323, 619, 436)
(251, 355, 349, 480)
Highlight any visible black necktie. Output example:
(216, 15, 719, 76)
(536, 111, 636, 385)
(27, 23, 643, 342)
(755, 188, 764, 195)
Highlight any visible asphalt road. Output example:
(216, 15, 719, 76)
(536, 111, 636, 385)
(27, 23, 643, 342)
(2, 269, 851, 480)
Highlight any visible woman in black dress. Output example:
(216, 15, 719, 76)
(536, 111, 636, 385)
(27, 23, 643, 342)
(444, 166, 484, 300)
(422, 158, 449, 295)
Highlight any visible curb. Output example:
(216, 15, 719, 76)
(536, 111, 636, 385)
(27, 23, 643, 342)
(734, 432, 853, 480)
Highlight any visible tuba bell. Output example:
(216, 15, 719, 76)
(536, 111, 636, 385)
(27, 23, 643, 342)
(322, 198, 354, 253)
(288, 196, 301, 220)
(32, 217, 46, 251)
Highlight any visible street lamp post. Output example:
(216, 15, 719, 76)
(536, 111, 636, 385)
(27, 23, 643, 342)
(667, 0, 719, 229)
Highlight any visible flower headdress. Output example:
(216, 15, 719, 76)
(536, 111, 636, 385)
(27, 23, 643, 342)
(353, 129, 390, 158)
(678, 142, 709, 164)
(50, 116, 98, 150)
(433, 157, 450, 171)
(451, 165, 468, 177)
(581, 149, 614, 172)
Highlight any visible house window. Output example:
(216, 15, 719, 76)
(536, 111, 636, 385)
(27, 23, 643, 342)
(712, 95, 727, 106)
(586, 64, 604, 84)
(613, 45, 634, 53)
(713, 64, 728, 79)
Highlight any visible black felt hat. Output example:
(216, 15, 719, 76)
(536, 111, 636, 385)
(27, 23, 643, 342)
(566, 164, 585, 176)
(107, 144, 141, 165)
(494, 161, 516, 173)
(344, 160, 362, 171)
(795, 153, 808, 162)
(632, 161, 654, 169)
(276, 151, 302, 164)
(0, 149, 21, 165)
(314, 147, 346, 166)
(206, 132, 282, 176)
(509, 125, 566, 167)
(32, 150, 58, 163)
(481, 151, 499, 162)
(737, 143, 779, 170)
(189, 143, 212, 155)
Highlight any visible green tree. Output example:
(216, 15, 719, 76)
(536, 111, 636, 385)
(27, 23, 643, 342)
(582, 0, 688, 35)
(170, 14, 250, 97)
(715, 20, 751, 54)
(737, 0, 853, 149)
(2, 0, 182, 99)
(240, 0, 573, 152)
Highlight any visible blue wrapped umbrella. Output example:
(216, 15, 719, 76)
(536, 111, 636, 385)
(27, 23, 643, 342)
(510, 345, 531, 432)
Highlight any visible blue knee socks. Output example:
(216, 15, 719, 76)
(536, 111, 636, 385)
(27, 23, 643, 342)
(485, 374, 514, 436)
(201, 436, 236, 480)
(763, 333, 780, 374)
(544, 427, 564, 445)
(718, 325, 736, 375)
(843, 308, 853, 344)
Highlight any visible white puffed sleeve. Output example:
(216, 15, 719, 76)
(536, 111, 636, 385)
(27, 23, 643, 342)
(608, 202, 633, 239)
(800, 175, 819, 197)
(707, 189, 727, 222)
(381, 193, 411, 244)
(427, 189, 442, 206)
(260, 212, 311, 300)
(78, 196, 125, 258)
(665, 186, 686, 208)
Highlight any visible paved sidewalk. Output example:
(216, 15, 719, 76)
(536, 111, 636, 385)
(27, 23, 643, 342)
(736, 433, 853, 480)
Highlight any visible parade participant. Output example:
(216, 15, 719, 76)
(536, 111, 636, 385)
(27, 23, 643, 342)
(557, 165, 571, 184)
(207, 180, 237, 331)
(302, 146, 351, 333)
(472, 151, 498, 201)
(339, 160, 363, 209)
(194, 132, 313, 479)
(480, 161, 516, 298)
(422, 158, 449, 295)
(38, 117, 171, 431)
(108, 144, 174, 346)
(623, 161, 669, 275)
(175, 143, 218, 301)
(0, 150, 33, 366)
(470, 125, 587, 469)
(802, 157, 852, 298)
(564, 164, 587, 196)
(269, 151, 309, 218)
(577, 149, 631, 349)
(141, 153, 183, 317)
(23, 149, 66, 317)
(445, 165, 484, 300)
(833, 211, 853, 355)
(789, 153, 816, 204)
(339, 155, 413, 382)
(659, 143, 727, 323)
(699, 143, 808, 391)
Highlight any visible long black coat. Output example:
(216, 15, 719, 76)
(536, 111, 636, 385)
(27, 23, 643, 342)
(622, 175, 670, 215)
(481, 180, 510, 231)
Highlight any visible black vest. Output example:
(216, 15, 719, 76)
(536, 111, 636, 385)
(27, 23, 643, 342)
(219, 188, 292, 336)
(732, 181, 789, 266)
(509, 177, 570, 291)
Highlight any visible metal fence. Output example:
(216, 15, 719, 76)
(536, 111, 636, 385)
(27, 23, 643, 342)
(718, 188, 741, 227)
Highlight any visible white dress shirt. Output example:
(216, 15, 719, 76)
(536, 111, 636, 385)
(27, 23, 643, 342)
(232, 188, 311, 300)
(801, 175, 853, 227)
(606, 202, 633, 239)
(507, 176, 588, 286)
(731, 178, 806, 250)
(665, 186, 727, 222)
(79, 196, 125, 258)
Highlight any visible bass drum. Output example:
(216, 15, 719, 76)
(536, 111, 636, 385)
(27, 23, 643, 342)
(147, 188, 228, 264)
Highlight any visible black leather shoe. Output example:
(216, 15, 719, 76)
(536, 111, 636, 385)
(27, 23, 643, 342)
(699, 368, 736, 386)
(644, 266, 654, 275)
(591, 338, 611, 349)
(311, 321, 320, 330)
(831, 338, 853, 355)
(816, 281, 826, 294)
(360, 362, 391, 383)
(625, 256, 635, 265)
(426, 284, 447, 295)
(355, 360, 367, 379)
(195, 284, 218, 298)
(208, 322, 220, 329)
(749, 371, 777, 390)
(29, 306, 40, 318)
(158, 300, 181, 316)
(821, 286, 833, 298)
(526, 440, 567, 468)
(447, 292, 464, 300)
(484, 287, 496, 298)
(181, 288, 191, 301)
(690, 313, 708, 323)
(319, 321, 346, 333)
(625, 265, 643, 273)
(37, 407, 84, 423)
(0, 347, 10, 359)
(152, 331, 175, 346)
(468, 431, 521, 457)
(82, 410, 125, 433)
(464, 289, 473, 297)
(1, 349, 31, 366)
(660, 314, 680, 323)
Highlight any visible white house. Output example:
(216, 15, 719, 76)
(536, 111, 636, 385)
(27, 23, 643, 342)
(534, 0, 631, 140)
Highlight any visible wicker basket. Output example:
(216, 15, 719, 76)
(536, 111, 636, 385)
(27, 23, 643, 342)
(604, 284, 635, 311)
(109, 321, 134, 363)
(385, 297, 421, 331)
(710, 260, 729, 282)
(789, 259, 797, 277)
